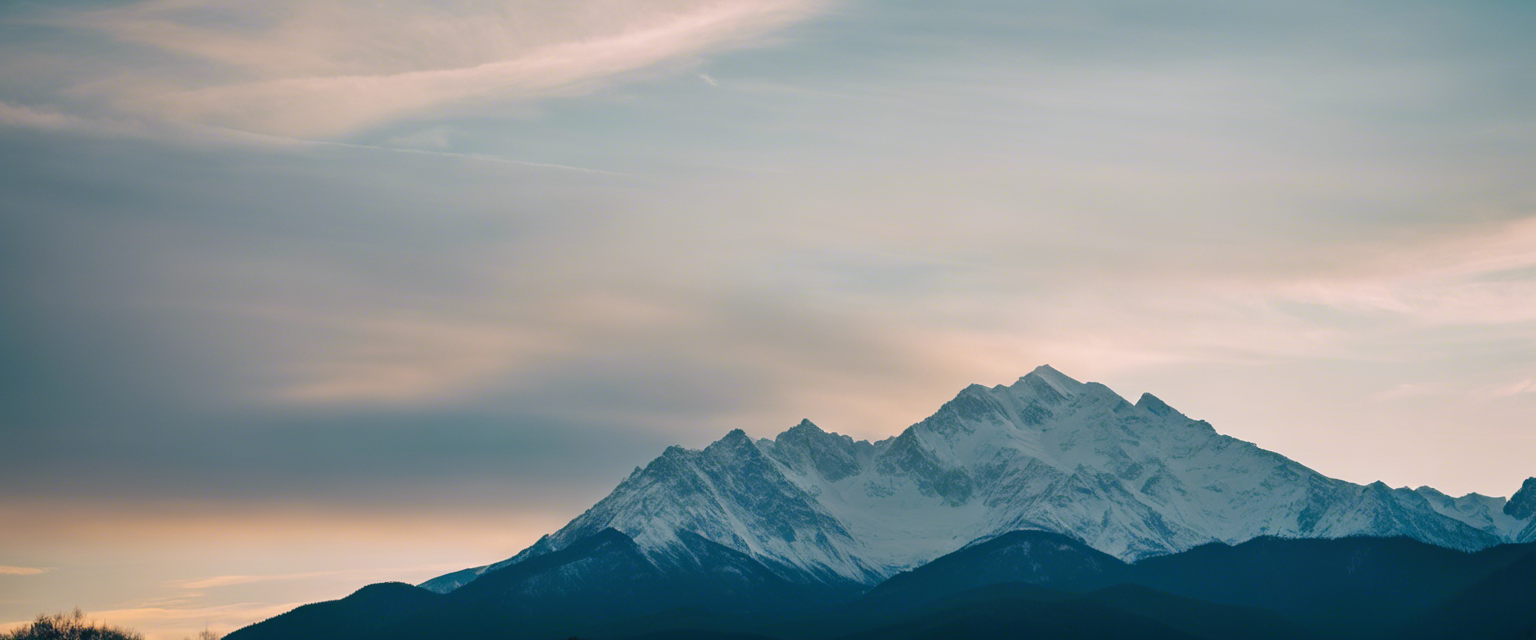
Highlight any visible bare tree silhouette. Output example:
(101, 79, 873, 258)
(1, 609, 143, 640)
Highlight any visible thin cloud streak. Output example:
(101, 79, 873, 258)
(0, 100, 151, 138)
(64, 0, 825, 136)
(0, 99, 619, 174)
(314, 140, 626, 175)
(1483, 377, 1536, 399)
(172, 563, 469, 589)
(173, 571, 349, 590)
(67, 601, 310, 639)
(1279, 216, 1536, 325)
(0, 101, 94, 132)
(0, 566, 50, 576)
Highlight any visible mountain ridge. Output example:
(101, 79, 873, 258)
(229, 530, 1536, 640)
(422, 365, 1533, 592)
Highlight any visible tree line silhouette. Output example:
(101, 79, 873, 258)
(2, 609, 219, 640)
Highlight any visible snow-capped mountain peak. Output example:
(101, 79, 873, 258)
(422, 366, 1534, 593)
(1020, 364, 1084, 398)
(1134, 392, 1181, 418)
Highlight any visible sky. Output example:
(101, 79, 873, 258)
(2, 0, 1534, 637)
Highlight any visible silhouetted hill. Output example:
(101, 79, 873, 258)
(861, 530, 1126, 608)
(224, 582, 440, 640)
(835, 534, 1536, 640)
(231, 528, 859, 640)
(1126, 535, 1533, 632)
(1397, 546, 1536, 640)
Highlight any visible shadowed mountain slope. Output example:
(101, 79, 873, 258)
(231, 531, 1536, 640)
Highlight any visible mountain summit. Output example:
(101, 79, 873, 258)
(423, 366, 1534, 592)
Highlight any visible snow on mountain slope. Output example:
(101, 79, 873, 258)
(1519, 519, 1536, 544)
(422, 365, 1534, 592)
(1413, 486, 1527, 540)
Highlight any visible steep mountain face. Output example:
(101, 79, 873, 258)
(1511, 480, 1536, 543)
(423, 365, 1534, 592)
(231, 528, 858, 640)
(1504, 478, 1536, 520)
(440, 528, 836, 620)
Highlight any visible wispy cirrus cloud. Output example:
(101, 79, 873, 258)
(1482, 377, 1536, 399)
(0, 101, 94, 132)
(0, 566, 50, 576)
(1278, 215, 1536, 326)
(44, 0, 825, 137)
(172, 571, 347, 590)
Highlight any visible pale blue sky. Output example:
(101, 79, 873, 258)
(2, 0, 1534, 637)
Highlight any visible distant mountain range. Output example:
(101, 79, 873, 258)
(228, 530, 1536, 640)
(228, 365, 1536, 639)
(426, 365, 1534, 591)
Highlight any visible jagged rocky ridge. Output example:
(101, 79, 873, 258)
(424, 365, 1536, 592)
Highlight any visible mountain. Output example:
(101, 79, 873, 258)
(1398, 545, 1536, 639)
(1503, 478, 1536, 544)
(861, 530, 1126, 607)
(834, 533, 1536, 640)
(835, 536, 1536, 640)
(223, 582, 442, 640)
(845, 528, 1536, 632)
(229, 530, 1536, 640)
(230, 528, 858, 640)
(1125, 535, 1536, 632)
(424, 365, 1533, 592)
